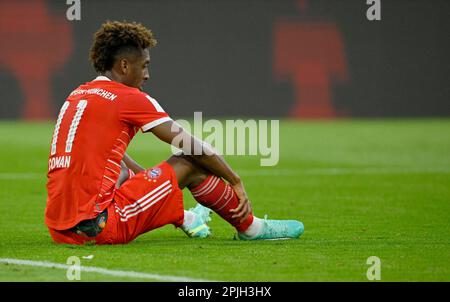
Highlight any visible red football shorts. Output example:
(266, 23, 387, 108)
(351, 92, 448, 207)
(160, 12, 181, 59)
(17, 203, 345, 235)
(48, 161, 184, 245)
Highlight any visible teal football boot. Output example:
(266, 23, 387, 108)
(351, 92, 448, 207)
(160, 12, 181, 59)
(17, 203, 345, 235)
(235, 215, 304, 240)
(181, 204, 213, 238)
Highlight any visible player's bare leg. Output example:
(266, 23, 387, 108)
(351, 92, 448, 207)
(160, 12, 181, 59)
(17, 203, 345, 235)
(166, 154, 208, 189)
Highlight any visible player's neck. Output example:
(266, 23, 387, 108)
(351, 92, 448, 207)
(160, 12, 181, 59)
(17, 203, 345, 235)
(101, 71, 122, 84)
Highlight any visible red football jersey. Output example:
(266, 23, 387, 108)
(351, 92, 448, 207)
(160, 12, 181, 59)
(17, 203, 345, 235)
(45, 76, 171, 230)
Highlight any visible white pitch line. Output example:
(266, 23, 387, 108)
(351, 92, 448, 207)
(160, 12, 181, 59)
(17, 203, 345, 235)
(0, 258, 216, 282)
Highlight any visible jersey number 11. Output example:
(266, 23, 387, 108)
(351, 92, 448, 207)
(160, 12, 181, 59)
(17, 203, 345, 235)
(50, 100, 88, 155)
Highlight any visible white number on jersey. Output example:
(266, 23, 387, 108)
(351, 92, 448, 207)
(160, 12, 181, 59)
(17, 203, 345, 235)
(65, 100, 88, 153)
(50, 100, 88, 155)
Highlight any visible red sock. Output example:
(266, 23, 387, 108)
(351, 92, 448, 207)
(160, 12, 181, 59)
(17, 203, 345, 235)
(189, 175, 254, 232)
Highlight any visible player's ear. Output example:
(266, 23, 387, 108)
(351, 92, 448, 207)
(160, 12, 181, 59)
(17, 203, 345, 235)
(119, 58, 129, 75)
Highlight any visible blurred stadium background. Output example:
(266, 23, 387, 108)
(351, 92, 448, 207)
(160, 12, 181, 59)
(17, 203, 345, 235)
(1, 0, 450, 283)
(0, 0, 449, 120)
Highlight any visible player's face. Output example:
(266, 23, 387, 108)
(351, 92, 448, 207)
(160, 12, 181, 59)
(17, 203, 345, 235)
(124, 48, 150, 90)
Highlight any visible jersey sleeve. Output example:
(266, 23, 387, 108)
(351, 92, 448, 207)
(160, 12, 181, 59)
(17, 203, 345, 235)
(119, 93, 172, 132)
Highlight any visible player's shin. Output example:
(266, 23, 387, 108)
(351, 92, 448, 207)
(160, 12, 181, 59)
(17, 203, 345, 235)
(189, 175, 254, 232)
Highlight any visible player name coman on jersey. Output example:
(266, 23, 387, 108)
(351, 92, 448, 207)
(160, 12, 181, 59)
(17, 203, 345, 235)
(48, 155, 71, 171)
(45, 76, 171, 230)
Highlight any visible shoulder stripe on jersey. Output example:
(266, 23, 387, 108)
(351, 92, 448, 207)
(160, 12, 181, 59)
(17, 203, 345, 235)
(141, 117, 172, 132)
(145, 95, 165, 112)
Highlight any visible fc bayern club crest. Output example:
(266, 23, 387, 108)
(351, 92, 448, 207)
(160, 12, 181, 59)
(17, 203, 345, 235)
(147, 167, 162, 180)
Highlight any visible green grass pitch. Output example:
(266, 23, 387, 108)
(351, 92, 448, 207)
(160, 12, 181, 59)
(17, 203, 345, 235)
(0, 119, 449, 281)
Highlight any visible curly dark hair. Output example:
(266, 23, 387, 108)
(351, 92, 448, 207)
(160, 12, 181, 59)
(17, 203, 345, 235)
(89, 21, 157, 73)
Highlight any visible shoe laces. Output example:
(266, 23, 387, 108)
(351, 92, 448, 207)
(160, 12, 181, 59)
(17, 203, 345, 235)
(262, 214, 290, 234)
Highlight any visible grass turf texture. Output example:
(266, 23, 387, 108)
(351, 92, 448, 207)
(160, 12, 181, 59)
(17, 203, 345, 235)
(0, 119, 449, 281)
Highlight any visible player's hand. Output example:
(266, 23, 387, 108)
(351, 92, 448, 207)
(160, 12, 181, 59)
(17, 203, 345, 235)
(116, 161, 130, 189)
(230, 181, 252, 223)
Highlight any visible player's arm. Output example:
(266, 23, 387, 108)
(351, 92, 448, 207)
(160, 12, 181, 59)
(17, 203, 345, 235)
(122, 153, 145, 174)
(150, 120, 251, 222)
(115, 153, 145, 188)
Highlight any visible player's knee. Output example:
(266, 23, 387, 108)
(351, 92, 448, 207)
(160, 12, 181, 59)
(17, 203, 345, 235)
(167, 154, 209, 187)
(167, 153, 194, 170)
